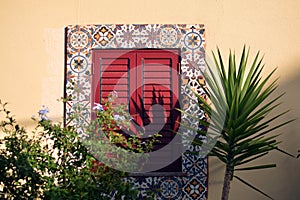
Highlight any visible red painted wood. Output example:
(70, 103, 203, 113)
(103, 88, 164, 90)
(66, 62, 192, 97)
(144, 65, 170, 71)
(101, 65, 128, 72)
(92, 49, 181, 172)
(101, 78, 128, 85)
(101, 58, 129, 65)
(143, 58, 170, 64)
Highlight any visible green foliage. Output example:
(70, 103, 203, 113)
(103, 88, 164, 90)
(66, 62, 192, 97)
(84, 93, 161, 172)
(0, 100, 45, 199)
(0, 95, 151, 199)
(182, 46, 294, 199)
(38, 118, 139, 200)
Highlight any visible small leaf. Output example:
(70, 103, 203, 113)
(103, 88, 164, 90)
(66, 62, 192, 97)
(236, 164, 276, 171)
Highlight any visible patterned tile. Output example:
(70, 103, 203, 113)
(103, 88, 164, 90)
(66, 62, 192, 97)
(158, 177, 183, 199)
(93, 25, 114, 46)
(65, 24, 208, 200)
(67, 25, 93, 54)
(182, 176, 207, 200)
(157, 24, 182, 48)
(114, 24, 141, 48)
(65, 100, 90, 127)
(183, 153, 207, 177)
(69, 55, 89, 74)
(66, 75, 91, 102)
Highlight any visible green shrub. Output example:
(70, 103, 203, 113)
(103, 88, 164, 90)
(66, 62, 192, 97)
(0, 94, 156, 199)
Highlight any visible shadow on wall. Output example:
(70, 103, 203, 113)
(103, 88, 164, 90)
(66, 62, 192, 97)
(273, 67, 300, 200)
(208, 66, 300, 200)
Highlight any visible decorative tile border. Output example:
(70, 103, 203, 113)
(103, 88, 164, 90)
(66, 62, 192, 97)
(65, 24, 207, 200)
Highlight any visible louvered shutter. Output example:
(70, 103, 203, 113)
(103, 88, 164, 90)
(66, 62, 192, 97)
(136, 50, 181, 172)
(136, 51, 179, 142)
(92, 49, 181, 172)
(92, 50, 135, 107)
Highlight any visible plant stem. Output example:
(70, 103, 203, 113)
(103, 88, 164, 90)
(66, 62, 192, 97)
(221, 165, 232, 200)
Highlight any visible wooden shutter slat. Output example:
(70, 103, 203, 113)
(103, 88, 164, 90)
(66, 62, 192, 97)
(101, 72, 128, 78)
(144, 65, 171, 71)
(143, 108, 171, 113)
(143, 79, 171, 85)
(143, 98, 171, 104)
(101, 58, 129, 65)
(101, 91, 128, 98)
(144, 72, 170, 78)
(144, 59, 171, 65)
(101, 78, 128, 85)
(102, 85, 129, 91)
(144, 91, 171, 97)
(101, 65, 128, 72)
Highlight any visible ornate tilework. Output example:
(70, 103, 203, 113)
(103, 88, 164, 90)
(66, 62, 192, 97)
(183, 177, 207, 199)
(67, 25, 93, 54)
(184, 31, 203, 50)
(65, 24, 207, 200)
(93, 26, 114, 46)
(158, 177, 183, 199)
(70, 55, 89, 74)
(157, 24, 181, 48)
(183, 153, 207, 177)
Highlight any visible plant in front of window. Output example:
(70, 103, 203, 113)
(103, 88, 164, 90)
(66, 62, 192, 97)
(36, 109, 140, 200)
(37, 90, 159, 199)
(182, 47, 294, 200)
(83, 91, 161, 173)
(0, 96, 150, 199)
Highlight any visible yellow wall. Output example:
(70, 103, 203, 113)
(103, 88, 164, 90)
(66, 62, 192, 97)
(1, 0, 299, 199)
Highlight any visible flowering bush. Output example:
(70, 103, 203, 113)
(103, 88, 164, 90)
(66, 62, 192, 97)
(0, 100, 46, 199)
(0, 92, 159, 199)
(84, 92, 160, 172)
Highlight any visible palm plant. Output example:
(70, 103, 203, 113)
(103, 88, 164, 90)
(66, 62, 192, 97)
(186, 46, 294, 200)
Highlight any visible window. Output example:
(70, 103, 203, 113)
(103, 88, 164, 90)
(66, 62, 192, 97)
(91, 49, 182, 172)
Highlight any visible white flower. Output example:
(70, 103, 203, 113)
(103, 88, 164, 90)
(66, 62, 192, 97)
(113, 114, 125, 121)
(93, 103, 104, 111)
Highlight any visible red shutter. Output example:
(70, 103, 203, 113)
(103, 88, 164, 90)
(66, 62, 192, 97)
(137, 50, 181, 172)
(92, 49, 181, 172)
(136, 50, 180, 146)
(92, 50, 136, 107)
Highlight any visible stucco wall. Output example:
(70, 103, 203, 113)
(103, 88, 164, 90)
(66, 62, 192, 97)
(0, 0, 299, 199)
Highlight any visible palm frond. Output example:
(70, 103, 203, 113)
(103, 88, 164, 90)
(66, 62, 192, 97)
(178, 46, 294, 199)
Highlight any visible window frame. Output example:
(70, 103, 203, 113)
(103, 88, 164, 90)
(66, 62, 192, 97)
(91, 48, 183, 173)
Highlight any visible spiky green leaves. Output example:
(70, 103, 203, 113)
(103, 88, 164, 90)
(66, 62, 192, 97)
(183, 46, 294, 199)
